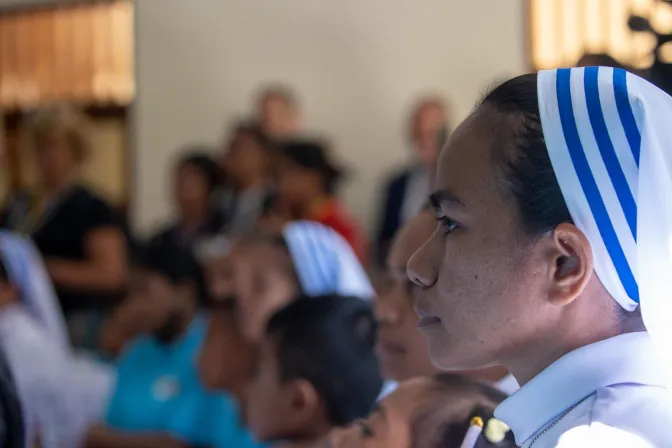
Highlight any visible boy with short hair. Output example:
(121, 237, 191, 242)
(245, 295, 382, 448)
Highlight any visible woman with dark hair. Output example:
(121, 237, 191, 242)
(270, 140, 366, 261)
(1, 105, 128, 349)
(152, 150, 224, 251)
(408, 68, 672, 445)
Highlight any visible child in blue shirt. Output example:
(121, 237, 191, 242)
(84, 241, 258, 448)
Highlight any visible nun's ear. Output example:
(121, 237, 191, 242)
(545, 223, 594, 308)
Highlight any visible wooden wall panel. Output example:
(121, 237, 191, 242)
(0, 0, 134, 109)
(529, 0, 665, 69)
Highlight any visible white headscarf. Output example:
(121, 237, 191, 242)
(0, 231, 69, 351)
(538, 66, 672, 384)
(282, 221, 374, 299)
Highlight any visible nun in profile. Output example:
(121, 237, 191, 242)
(408, 67, 672, 446)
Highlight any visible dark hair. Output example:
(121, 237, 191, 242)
(266, 295, 383, 426)
(230, 121, 274, 153)
(280, 140, 345, 195)
(479, 74, 573, 236)
(177, 151, 222, 193)
(411, 374, 515, 448)
(138, 240, 207, 304)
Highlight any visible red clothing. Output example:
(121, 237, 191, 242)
(307, 199, 367, 264)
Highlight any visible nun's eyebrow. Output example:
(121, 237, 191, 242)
(429, 190, 466, 210)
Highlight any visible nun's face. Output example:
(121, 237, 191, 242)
(407, 108, 547, 370)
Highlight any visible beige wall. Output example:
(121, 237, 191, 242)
(133, 0, 526, 235)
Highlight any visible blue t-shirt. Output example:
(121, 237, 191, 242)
(105, 315, 263, 448)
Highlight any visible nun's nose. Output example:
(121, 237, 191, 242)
(406, 239, 438, 289)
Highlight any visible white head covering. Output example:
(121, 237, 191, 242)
(282, 221, 374, 299)
(538, 66, 672, 383)
(0, 231, 69, 351)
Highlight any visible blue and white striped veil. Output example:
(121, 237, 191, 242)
(539, 66, 672, 383)
(282, 221, 374, 299)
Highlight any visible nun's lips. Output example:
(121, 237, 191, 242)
(414, 306, 441, 328)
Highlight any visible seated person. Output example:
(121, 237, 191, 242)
(198, 222, 374, 410)
(328, 374, 516, 448)
(268, 140, 366, 262)
(233, 221, 373, 342)
(151, 151, 224, 251)
(85, 241, 257, 448)
(198, 241, 257, 403)
(245, 295, 383, 448)
(218, 122, 275, 237)
(375, 207, 518, 394)
(0, 231, 112, 448)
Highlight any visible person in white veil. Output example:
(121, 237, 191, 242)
(408, 67, 672, 447)
(0, 231, 113, 447)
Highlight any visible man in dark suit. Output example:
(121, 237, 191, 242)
(375, 97, 449, 265)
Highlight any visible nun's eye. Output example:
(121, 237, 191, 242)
(437, 216, 460, 235)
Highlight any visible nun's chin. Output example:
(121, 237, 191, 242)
(426, 335, 490, 372)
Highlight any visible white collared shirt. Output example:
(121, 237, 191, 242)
(494, 374, 519, 395)
(496, 332, 672, 447)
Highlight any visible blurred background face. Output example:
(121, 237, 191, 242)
(205, 253, 237, 302)
(198, 308, 257, 392)
(412, 103, 445, 168)
(221, 131, 267, 188)
(244, 336, 293, 442)
(327, 378, 430, 448)
(232, 242, 300, 341)
(33, 133, 79, 186)
(278, 157, 320, 206)
(259, 95, 297, 138)
(100, 268, 185, 356)
(173, 162, 210, 217)
(130, 269, 182, 324)
(375, 209, 438, 382)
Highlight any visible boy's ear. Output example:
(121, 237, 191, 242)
(289, 378, 321, 419)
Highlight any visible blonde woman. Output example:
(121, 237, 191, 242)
(1, 105, 128, 349)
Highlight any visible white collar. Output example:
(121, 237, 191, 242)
(494, 374, 519, 395)
(495, 332, 666, 445)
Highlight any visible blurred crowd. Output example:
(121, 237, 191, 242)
(0, 81, 520, 448)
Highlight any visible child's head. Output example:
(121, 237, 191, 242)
(105, 241, 206, 347)
(232, 222, 373, 341)
(220, 122, 273, 189)
(173, 150, 220, 219)
(328, 374, 515, 448)
(277, 140, 344, 207)
(231, 235, 301, 341)
(245, 295, 383, 444)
